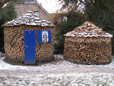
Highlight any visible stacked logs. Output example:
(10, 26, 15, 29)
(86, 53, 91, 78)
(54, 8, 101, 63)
(3, 11, 55, 64)
(4, 25, 54, 64)
(64, 22, 113, 64)
(64, 37, 112, 64)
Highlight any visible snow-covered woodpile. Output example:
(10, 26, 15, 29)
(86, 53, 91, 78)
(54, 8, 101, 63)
(64, 22, 113, 64)
(3, 11, 55, 64)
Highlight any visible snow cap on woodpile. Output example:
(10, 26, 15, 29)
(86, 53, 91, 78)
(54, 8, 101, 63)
(65, 22, 113, 38)
(3, 11, 55, 27)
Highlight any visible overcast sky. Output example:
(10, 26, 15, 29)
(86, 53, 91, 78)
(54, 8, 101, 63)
(37, 0, 62, 13)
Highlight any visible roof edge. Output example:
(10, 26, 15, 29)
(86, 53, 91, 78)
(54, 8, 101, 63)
(35, 0, 50, 16)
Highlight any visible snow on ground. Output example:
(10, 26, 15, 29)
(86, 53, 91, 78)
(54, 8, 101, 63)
(0, 52, 113, 86)
(0, 73, 114, 86)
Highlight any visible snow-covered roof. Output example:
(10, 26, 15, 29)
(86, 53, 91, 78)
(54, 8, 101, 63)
(65, 22, 113, 38)
(3, 11, 55, 27)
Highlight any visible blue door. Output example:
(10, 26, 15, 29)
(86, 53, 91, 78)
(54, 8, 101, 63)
(24, 31, 36, 64)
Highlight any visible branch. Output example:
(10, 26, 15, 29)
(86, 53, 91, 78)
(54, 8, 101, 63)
(89, 0, 95, 6)
(0, 0, 11, 8)
(79, 0, 85, 4)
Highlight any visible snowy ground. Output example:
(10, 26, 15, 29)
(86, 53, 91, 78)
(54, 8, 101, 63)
(0, 52, 114, 86)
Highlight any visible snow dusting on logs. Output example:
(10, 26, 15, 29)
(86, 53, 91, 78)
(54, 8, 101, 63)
(3, 11, 55, 27)
(64, 22, 113, 64)
(65, 22, 112, 38)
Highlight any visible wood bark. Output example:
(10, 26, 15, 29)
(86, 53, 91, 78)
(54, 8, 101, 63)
(64, 36, 112, 64)
(4, 25, 54, 64)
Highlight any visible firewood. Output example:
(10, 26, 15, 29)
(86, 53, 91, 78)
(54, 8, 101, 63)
(4, 25, 54, 64)
(64, 22, 113, 64)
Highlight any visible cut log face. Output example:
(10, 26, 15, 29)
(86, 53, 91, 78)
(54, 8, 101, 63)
(64, 37, 112, 64)
(4, 25, 54, 64)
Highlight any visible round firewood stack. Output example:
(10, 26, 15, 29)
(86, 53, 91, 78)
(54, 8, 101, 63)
(3, 11, 55, 64)
(64, 22, 113, 64)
